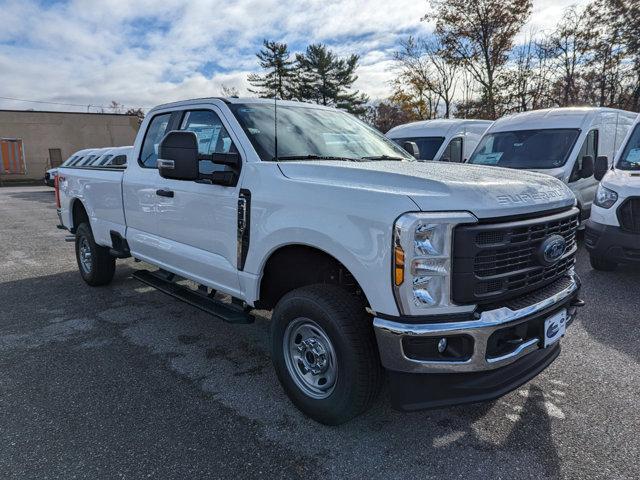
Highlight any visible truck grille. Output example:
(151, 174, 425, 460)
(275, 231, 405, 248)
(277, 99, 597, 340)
(452, 208, 579, 305)
(617, 197, 640, 234)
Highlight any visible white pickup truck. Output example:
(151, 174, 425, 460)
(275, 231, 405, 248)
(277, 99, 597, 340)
(56, 97, 583, 425)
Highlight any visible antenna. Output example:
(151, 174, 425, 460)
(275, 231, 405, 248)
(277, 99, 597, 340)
(274, 91, 278, 161)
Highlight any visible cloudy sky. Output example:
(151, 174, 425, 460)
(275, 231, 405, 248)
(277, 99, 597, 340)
(0, 0, 587, 113)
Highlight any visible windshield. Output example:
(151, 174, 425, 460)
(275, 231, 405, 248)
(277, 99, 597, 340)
(391, 136, 445, 160)
(229, 103, 413, 162)
(468, 129, 580, 169)
(617, 124, 640, 170)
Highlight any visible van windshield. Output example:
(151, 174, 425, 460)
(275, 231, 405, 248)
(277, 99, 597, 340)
(391, 137, 445, 160)
(617, 124, 640, 170)
(468, 129, 580, 169)
(229, 103, 414, 162)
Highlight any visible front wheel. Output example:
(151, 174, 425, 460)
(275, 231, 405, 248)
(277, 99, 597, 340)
(75, 222, 116, 286)
(271, 284, 382, 425)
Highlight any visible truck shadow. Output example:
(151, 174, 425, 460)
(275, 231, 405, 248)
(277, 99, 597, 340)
(574, 248, 640, 363)
(5, 189, 56, 205)
(0, 264, 566, 478)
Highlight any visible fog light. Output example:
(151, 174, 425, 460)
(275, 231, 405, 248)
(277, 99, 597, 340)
(437, 337, 448, 353)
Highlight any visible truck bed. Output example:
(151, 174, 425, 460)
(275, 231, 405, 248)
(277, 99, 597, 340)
(58, 166, 126, 247)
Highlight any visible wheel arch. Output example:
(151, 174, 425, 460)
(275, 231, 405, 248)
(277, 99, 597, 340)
(256, 243, 372, 311)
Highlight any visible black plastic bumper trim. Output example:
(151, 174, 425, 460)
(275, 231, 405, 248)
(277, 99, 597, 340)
(388, 344, 560, 411)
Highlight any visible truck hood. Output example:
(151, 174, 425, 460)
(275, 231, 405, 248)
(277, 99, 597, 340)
(278, 160, 575, 219)
(602, 168, 640, 198)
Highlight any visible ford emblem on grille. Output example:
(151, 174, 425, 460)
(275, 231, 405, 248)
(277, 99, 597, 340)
(538, 234, 566, 266)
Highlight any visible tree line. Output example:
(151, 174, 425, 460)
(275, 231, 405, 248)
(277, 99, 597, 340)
(248, 0, 640, 133)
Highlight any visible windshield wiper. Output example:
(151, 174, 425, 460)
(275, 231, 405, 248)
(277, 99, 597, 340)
(273, 155, 360, 162)
(360, 155, 405, 161)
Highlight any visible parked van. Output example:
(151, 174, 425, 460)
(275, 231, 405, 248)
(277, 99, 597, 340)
(467, 107, 637, 222)
(585, 116, 640, 270)
(386, 119, 493, 162)
(89, 146, 132, 167)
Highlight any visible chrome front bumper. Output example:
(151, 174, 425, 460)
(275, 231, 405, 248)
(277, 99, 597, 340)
(374, 272, 581, 374)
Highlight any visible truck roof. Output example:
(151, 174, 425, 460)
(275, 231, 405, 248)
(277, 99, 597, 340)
(386, 119, 493, 138)
(489, 107, 638, 133)
(149, 97, 332, 114)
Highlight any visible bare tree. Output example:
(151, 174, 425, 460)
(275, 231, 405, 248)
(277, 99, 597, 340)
(391, 36, 459, 118)
(219, 84, 239, 97)
(426, 0, 532, 119)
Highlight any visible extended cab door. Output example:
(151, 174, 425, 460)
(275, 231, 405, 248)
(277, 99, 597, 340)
(153, 107, 243, 296)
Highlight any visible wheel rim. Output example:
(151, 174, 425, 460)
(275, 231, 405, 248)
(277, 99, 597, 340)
(283, 318, 337, 399)
(78, 237, 92, 273)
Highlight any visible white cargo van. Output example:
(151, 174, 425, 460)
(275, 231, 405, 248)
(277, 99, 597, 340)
(468, 107, 637, 222)
(386, 119, 493, 162)
(586, 116, 640, 270)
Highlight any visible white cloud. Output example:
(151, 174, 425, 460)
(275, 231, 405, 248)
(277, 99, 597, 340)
(0, 0, 588, 112)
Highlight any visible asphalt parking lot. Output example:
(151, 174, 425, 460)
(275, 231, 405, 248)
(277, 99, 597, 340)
(0, 185, 638, 479)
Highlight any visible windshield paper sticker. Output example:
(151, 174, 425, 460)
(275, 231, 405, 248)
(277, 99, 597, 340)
(625, 148, 640, 164)
(473, 152, 502, 165)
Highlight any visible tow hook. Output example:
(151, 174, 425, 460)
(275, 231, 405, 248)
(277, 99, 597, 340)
(570, 298, 585, 308)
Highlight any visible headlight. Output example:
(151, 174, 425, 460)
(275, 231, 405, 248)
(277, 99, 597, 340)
(594, 185, 618, 209)
(392, 212, 477, 316)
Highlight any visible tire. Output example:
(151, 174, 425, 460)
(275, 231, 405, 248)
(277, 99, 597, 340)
(270, 284, 382, 425)
(75, 222, 116, 286)
(589, 253, 617, 271)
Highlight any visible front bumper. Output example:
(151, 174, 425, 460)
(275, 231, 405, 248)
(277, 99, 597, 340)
(373, 272, 581, 374)
(585, 220, 640, 264)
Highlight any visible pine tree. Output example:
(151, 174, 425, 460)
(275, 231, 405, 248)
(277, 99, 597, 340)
(294, 44, 369, 115)
(248, 40, 295, 99)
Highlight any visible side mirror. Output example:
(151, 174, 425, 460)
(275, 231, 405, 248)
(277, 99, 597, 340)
(580, 155, 594, 178)
(402, 141, 419, 158)
(594, 155, 609, 181)
(158, 130, 199, 181)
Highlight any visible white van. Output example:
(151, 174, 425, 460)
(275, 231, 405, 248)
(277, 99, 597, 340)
(467, 107, 637, 222)
(386, 119, 493, 162)
(585, 116, 640, 270)
(89, 146, 132, 167)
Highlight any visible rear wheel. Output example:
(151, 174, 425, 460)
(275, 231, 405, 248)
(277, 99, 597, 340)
(270, 284, 382, 425)
(75, 222, 116, 286)
(589, 253, 617, 271)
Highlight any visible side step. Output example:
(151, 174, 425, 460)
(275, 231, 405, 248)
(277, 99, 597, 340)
(132, 269, 254, 324)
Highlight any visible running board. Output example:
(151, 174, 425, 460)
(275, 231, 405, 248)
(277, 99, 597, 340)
(132, 270, 254, 324)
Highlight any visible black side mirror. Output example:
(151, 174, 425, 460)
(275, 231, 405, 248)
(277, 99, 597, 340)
(402, 141, 419, 158)
(594, 155, 609, 181)
(158, 130, 199, 181)
(580, 155, 594, 178)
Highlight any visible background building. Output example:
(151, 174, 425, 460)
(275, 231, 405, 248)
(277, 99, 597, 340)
(0, 110, 139, 183)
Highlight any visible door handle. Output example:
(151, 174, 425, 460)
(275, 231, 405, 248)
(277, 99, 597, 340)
(156, 189, 174, 198)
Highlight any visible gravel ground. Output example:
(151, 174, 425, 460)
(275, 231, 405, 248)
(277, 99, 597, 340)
(0, 185, 638, 480)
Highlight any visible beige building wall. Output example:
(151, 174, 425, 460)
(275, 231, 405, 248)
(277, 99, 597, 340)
(0, 110, 139, 181)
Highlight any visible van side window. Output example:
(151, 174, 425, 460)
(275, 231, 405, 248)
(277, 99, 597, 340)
(571, 129, 598, 181)
(442, 137, 463, 162)
(180, 110, 238, 174)
(140, 113, 172, 168)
